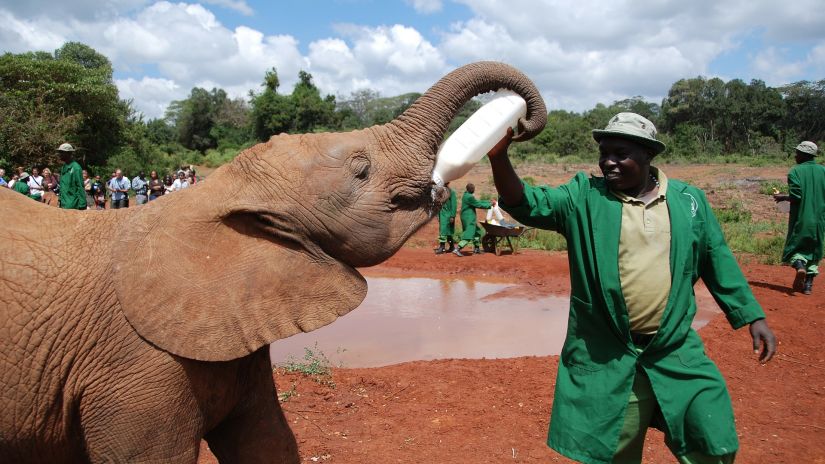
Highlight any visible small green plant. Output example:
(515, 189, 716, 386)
(280, 344, 336, 387)
(522, 176, 537, 186)
(277, 383, 298, 403)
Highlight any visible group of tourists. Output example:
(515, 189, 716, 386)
(1, 143, 198, 210)
(437, 111, 823, 463)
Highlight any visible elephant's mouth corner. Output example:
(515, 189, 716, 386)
(390, 178, 444, 212)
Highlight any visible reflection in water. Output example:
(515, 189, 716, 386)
(270, 277, 720, 368)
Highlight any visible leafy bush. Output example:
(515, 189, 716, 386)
(202, 147, 242, 168)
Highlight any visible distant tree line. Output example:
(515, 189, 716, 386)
(1, 42, 823, 175)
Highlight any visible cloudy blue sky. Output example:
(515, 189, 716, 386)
(2, 0, 823, 119)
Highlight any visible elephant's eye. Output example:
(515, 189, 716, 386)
(349, 154, 370, 180)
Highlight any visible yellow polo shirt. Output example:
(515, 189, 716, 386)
(611, 167, 670, 335)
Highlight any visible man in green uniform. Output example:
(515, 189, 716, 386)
(56, 143, 87, 210)
(436, 182, 457, 254)
(487, 113, 776, 464)
(453, 183, 492, 257)
(773, 141, 825, 295)
(12, 172, 32, 197)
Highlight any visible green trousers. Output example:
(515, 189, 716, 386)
(790, 253, 819, 275)
(613, 369, 736, 464)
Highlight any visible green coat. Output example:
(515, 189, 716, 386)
(459, 191, 491, 241)
(781, 160, 825, 264)
(503, 172, 765, 463)
(59, 160, 87, 210)
(438, 188, 457, 237)
(12, 180, 30, 197)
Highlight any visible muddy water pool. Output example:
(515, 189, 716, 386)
(269, 277, 720, 368)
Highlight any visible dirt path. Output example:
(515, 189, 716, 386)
(198, 245, 823, 463)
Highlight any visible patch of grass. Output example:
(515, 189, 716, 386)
(720, 220, 786, 265)
(712, 201, 752, 223)
(758, 179, 786, 195)
(521, 176, 537, 186)
(712, 199, 784, 264)
(520, 228, 567, 251)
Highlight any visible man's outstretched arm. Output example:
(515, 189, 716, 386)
(488, 128, 523, 207)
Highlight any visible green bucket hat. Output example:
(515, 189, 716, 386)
(795, 141, 818, 156)
(592, 112, 666, 155)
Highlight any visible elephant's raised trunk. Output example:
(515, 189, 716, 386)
(387, 61, 547, 159)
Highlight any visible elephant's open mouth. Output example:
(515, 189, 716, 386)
(224, 211, 330, 261)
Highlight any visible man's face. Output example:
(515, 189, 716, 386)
(32, 168, 39, 177)
(116, 170, 123, 179)
(95, 176, 101, 182)
(598, 137, 653, 192)
(179, 173, 185, 180)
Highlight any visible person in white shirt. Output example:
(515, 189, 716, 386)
(107, 169, 131, 209)
(27, 167, 44, 202)
(171, 171, 190, 192)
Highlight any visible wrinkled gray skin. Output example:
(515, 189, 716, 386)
(0, 61, 546, 463)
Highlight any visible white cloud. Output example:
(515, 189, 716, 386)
(1, 0, 824, 118)
(320, 23, 449, 98)
(751, 47, 807, 85)
(117, 76, 184, 118)
(406, 0, 443, 14)
(201, 0, 253, 16)
(0, 10, 67, 53)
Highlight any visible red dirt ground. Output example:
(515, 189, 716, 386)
(199, 164, 824, 463)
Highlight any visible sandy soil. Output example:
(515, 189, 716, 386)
(199, 163, 825, 463)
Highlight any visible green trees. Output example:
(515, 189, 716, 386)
(1, 40, 823, 173)
(165, 87, 251, 152)
(779, 80, 825, 144)
(0, 42, 124, 169)
(250, 68, 337, 140)
(661, 77, 787, 156)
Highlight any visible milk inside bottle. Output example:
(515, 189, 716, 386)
(431, 89, 527, 187)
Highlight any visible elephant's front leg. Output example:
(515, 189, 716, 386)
(204, 349, 299, 463)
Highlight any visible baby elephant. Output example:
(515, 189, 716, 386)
(0, 61, 546, 463)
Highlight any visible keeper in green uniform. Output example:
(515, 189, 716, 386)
(436, 182, 457, 254)
(488, 113, 777, 464)
(453, 183, 492, 256)
(56, 143, 87, 210)
(12, 172, 32, 197)
(773, 141, 825, 295)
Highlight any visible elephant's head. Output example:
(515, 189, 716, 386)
(116, 61, 546, 361)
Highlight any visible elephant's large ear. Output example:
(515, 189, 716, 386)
(113, 203, 367, 362)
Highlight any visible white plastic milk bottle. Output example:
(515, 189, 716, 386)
(431, 89, 527, 187)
